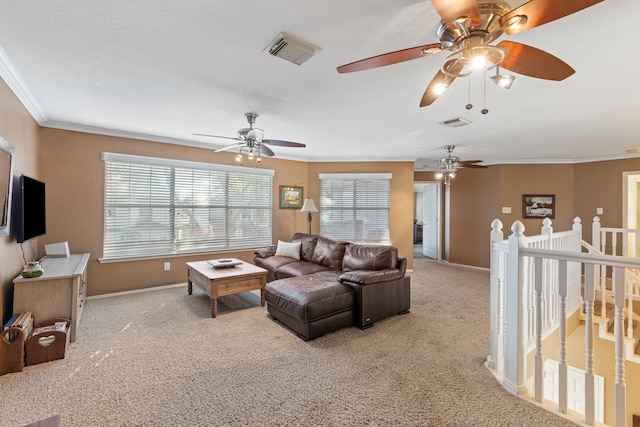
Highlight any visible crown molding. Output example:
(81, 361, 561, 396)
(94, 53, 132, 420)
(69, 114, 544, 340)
(0, 46, 47, 124)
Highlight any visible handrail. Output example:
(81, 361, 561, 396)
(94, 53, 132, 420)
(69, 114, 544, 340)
(522, 247, 640, 268)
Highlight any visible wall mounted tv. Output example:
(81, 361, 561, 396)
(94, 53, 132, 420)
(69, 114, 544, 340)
(16, 174, 46, 243)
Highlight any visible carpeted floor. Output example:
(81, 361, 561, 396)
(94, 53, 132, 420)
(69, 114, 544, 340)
(0, 259, 578, 426)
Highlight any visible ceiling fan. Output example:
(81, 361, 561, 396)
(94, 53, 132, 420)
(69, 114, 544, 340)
(337, 0, 602, 107)
(193, 112, 305, 160)
(424, 145, 487, 184)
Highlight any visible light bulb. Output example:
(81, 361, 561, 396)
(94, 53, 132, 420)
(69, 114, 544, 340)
(433, 83, 447, 95)
(235, 154, 242, 162)
(470, 55, 486, 71)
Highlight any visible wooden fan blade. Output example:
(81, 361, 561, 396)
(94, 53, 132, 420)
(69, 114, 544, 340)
(430, 0, 480, 28)
(497, 41, 574, 81)
(213, 142, 244, 153)
(193, 133, 243, 142)
(259, 144, 275, 157)
(262, 139, 306, 148)
(337, 43, 441, 74)
(461, 161, 488, 169)
(500, 0, 602, 35)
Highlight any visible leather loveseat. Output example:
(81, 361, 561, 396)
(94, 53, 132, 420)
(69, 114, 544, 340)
(254, 233, 410, 340)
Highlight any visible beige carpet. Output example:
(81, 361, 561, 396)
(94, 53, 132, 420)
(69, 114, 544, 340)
(0, 260, 577, 426)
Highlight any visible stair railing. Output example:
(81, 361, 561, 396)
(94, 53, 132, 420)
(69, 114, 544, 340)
(592, 216, 640, 340)
(488, 217, 640, 427)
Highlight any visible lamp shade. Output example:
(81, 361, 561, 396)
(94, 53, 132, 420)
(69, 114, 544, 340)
(300, 198, 318, 212)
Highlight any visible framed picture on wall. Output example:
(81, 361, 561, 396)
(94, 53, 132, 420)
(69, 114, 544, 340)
(523, 194, 555, 219)
(279, 186, 303, 209)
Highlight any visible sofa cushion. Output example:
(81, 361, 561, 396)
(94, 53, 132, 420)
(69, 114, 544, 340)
(342, 244, 397, 272)
(275, 240, 301, 260)
(254, 255, 299, 273)
(291, 233, 318, 262)
(275, 261, 331, 279)
(265, 271, 353, 323)
(311, 236, 348, 270)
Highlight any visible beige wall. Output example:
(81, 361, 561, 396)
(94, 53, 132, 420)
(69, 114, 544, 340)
(0, 79, 40, 324)
(37, 130, 414, 296)
(574, 158, 640, 243)
(418, 163, 582, 269)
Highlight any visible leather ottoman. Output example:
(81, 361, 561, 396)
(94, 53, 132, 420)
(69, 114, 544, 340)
(265, 271, 355, 340)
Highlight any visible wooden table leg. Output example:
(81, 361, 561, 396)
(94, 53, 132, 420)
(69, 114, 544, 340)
(260, 288, 265, 307)
(188, 280, 193, 295)
(211, 297, 217, 318)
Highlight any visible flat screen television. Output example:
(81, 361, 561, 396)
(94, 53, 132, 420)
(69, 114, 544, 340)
(16, 174, 46, 243)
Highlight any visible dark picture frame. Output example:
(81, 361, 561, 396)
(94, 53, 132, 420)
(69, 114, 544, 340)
(523, 194, 555, 219)
(279, 186, 303, 209)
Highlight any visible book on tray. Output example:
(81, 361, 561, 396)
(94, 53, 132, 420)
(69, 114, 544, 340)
(207, 258, 242, 269)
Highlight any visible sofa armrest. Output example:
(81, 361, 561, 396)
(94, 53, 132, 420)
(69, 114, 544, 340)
(339, 268, 404, 285)
(254, 245, 276, 258)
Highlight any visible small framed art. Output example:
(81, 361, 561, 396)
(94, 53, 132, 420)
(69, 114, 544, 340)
(279, 186, 303, 209)
(523, 194, 555, 219)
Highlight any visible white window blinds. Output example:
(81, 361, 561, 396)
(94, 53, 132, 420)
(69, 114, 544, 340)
(319, 173, 391, 244)
(102, 153, 273, 260)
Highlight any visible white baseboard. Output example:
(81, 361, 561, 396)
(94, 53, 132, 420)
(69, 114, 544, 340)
(86, 282, 187, 300)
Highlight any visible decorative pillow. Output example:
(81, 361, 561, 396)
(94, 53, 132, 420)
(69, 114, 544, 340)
(275, 240, 301, 260)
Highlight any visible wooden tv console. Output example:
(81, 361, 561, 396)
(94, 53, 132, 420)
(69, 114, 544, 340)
(13, 253, 89, 342)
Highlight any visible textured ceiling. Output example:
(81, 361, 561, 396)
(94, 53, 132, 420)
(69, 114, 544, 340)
(0, 1, 637, 169)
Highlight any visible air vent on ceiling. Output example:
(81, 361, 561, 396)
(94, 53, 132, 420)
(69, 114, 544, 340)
(265, 33, 316, 65)
(440, 117, 472, 128)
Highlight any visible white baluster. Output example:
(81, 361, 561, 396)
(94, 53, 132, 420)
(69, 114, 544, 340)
(558, 260, 568, 415)
(584, 263, 595, 425)
(627, 278, 633, 339)
(613, 267, 626, 427)
(534, 257, 544, 402)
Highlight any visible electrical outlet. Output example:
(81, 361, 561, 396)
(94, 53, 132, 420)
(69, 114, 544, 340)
(164, 262, 170, 271)
(596, 207, 603, 215)
(502, 207, 511, 214)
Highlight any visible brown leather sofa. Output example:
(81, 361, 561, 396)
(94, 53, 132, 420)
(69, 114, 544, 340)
(254, 233, 410, 340)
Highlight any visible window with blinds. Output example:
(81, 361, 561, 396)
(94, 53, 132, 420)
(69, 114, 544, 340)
(319, 173, 391, 244)
(102, 153, 273, 260)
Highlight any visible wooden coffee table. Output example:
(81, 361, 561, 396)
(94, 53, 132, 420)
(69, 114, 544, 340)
(186, 259, 267, 318)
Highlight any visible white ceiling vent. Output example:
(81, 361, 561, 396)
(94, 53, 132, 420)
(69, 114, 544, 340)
(440, 117, 472, 128)
(265, 33, 316, 65)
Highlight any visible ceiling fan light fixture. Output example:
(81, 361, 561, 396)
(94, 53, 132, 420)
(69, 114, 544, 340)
(503, 15, 528, 31)
(491, 73, 515, 89)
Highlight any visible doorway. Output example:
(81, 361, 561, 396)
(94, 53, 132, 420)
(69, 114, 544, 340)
(414, 182, 441, 259)
(622, 171, 640, 255)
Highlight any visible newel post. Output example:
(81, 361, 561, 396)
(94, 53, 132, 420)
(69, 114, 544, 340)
(592, 216, 601, 251)
(572, 217, 582, 234)
(541, 217, 553, 237)
(487, 219, 504, 371)
(503, 220, 528, 395)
